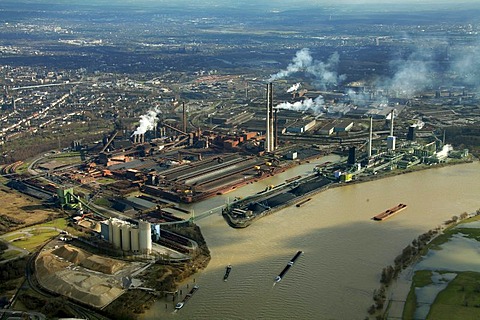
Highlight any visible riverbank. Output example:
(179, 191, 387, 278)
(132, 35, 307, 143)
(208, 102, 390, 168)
(376, 210, 480, 319)
(139, 161, 480, 320)
(223, 157, 476, 228)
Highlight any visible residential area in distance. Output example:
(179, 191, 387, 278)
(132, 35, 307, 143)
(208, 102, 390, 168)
(0, 1, 479, 319)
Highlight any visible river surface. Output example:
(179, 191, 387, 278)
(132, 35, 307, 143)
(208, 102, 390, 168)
(141, 161, 480, 320)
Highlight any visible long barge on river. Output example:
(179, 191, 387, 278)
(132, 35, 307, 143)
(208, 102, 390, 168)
(275, 251, 303, 283)
(373, 203, 407, 221)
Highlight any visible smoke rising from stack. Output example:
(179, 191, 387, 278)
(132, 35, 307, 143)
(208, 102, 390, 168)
(268, 48, 346, 89)
(275, 95, 325, 114)
(287, 82, 301, 93)
(132, 107, 160, 136)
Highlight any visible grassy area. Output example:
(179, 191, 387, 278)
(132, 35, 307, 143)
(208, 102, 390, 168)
(427, 271, 480, 320)
(0, 249, 23, 260)
(96, 178, 116, 184)
(402, 214, 480, 319)
(36, 218, 68, 230)
(427, 215, 480, 250)
(1, 218, 70, 252)
(403, 270, 434, 319)
(10, 230, 59, 252)
(93, 197, 113, 207)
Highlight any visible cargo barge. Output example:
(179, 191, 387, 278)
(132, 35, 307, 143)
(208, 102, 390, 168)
(223, 265, 232, 281)
(373, 203, 407, 221)
(275, 251, 303, 283)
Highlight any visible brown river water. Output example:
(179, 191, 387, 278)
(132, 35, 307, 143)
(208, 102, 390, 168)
(141, 160, 480, 320)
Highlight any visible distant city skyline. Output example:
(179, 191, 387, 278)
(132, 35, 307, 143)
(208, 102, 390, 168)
(4, 0, 480, 9)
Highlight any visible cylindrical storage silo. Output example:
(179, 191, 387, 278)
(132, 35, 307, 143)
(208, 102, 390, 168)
(130, 228, 140, 252)
(112, 221, 122, 249)
(108, 218, 113, 243)
(121, 224, 131, 251)
(139, 220, 152, 254)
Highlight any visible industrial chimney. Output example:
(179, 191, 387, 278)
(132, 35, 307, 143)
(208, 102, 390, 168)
(368, 116, 373, 158)
(266, 83, 275, 152)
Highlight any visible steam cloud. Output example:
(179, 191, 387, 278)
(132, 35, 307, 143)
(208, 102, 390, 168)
(449, 41, 480, 87)
(132, 107, 160, 135)
(268, 48, 346, 89)
(275, 95, 325, 114)
(382, 50, 434, 97)
(287, 83, 301, 93)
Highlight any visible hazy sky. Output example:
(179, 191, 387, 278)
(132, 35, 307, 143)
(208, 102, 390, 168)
(5, 0, 480, 6)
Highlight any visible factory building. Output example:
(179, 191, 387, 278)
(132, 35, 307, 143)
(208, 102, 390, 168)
(318, 123, 335, 135)
(101, 218, 152, 254)
(334, 120, 354, 133)
(285, 119, 316, 134)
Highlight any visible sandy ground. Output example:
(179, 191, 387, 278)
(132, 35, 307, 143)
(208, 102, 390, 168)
(36, 244, 148, 309)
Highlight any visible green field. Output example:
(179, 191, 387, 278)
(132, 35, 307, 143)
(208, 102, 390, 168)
(0, 218, 70, 252)
(403, 215, 480, 320)
(0, 249, 23, 260)
(427, 272, 480, 320)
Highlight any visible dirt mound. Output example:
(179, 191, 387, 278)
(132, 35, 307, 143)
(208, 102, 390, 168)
(52, 245, 126, 274)
(80, 255, 126, 275)
(36, 245, 127, 309)
(52, 244, 89, 264)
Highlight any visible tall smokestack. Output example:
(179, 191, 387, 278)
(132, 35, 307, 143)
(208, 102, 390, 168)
(368, 116, 373, 158)
(266, 83, 274, 152)
(390, 109, 394, 137)
(182, 102, 187, 133)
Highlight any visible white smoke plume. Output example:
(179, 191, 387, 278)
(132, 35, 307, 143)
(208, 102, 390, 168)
(376, 50, 434, 97)
(275, 95, 325, 114)
(132, 107, 160, 135)
(287, 82, 301, 93)
(449, 41, 480, 87)
(269, 48, 312, 81)
(269, 48, 346, 89)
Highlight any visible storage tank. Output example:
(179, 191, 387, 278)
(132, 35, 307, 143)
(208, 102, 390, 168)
(112, 221, 122, 249)
(387, 135, 396, 151)
(130, 228, 140, 252)
(121, 224, 131, 251)
(139, 220, 152, 254)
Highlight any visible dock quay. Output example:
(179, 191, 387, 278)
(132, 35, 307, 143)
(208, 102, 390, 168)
(174, 285, 199, 311)
(223, 173, 333, 228)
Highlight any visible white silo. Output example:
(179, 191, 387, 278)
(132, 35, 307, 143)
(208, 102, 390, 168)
(112, 220, 122, 249)
(130, 228, 140, 252)
(139, 220, 152, 254)
(121, 224, 131, 251)
(108, 218, 114, 242)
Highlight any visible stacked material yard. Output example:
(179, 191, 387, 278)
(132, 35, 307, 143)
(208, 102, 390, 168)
(36, 245, 128, 309)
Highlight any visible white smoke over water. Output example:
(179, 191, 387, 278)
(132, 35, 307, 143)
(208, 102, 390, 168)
(132, 107, 160, 135)
(275, 95, 325, 114)
(268, 48, 346, 89)
(287, 82, 301, 93)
